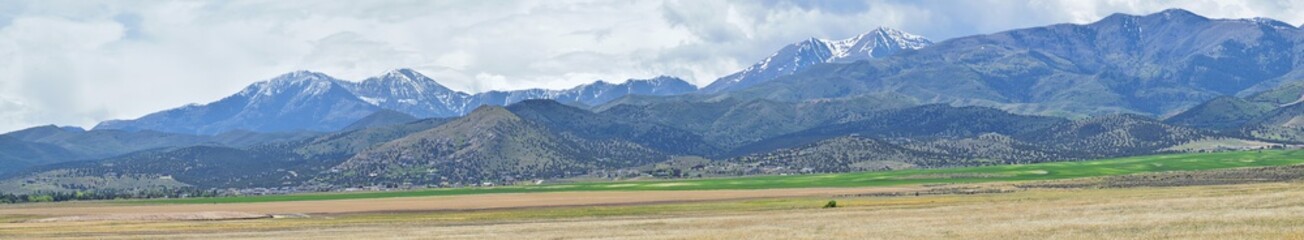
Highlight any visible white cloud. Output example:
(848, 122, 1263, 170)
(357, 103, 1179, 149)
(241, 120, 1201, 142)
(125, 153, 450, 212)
(0, 16, 126, 131)
(0, 0, 1302, 133)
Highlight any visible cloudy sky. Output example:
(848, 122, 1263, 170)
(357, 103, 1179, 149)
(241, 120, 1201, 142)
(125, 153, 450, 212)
(0, 0, 1302, 132)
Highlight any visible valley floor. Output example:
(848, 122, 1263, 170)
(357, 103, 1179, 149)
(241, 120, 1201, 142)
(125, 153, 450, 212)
(6, 151, 1304, 239)
(4, 181, 1304, 239)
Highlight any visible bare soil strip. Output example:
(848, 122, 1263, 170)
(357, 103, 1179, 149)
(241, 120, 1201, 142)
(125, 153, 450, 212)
(0, 186, 922, 217)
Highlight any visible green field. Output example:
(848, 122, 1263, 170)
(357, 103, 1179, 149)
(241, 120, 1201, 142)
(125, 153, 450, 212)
(149, 150, 1304, 204)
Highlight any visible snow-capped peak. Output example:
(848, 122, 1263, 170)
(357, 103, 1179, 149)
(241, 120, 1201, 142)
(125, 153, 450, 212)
(339, 68, 468, 117)
(700, 27, 931, 94)
(381, 68, 429, 82)
(359, 68, 455, 95)
(238, 70, 337, 97)
(276, 70, 330, 81)
(818, 27, 932, 62)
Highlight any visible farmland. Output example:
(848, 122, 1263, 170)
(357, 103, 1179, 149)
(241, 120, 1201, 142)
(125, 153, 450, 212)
(147, 149, 1304, 204)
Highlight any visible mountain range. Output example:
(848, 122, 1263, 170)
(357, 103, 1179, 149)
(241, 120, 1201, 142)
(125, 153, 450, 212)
(93, 69, 696, 135)
(6, 8, 1304, 194)
(722, 9, 1304, 118)
(90, 27, 929, 136)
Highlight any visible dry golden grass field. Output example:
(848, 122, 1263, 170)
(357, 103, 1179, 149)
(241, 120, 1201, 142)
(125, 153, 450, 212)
(4, 180, 1304, 239)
